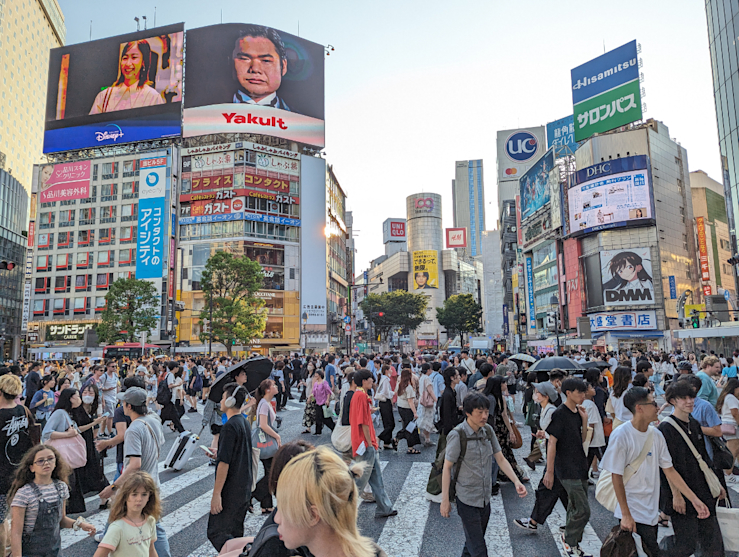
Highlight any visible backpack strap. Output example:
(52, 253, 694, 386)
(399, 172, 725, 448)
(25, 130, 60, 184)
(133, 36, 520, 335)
(451, 424, 468, 493)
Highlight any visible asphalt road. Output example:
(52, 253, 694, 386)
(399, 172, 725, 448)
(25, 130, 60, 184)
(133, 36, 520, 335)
(61, 387, 736, 557)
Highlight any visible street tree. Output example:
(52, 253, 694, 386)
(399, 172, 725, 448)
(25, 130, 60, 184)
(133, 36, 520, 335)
(436, 294, 483, 347)
(97, 278, 160, 344)
(360, 290, 428, 345)
(199, 251, 267, 357)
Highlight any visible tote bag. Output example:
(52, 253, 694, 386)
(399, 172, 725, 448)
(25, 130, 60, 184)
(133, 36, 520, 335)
(596, 428, 653, 512)
(717, 500, 739, 552)
(251, 409, 279, 460)
(46, 411, 87, 469)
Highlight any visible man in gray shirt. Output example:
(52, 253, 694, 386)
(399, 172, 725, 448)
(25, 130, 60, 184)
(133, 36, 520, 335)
(496, 354, 510, 377)
(440, 392, 527, 557)
(97, 387, 170, 557)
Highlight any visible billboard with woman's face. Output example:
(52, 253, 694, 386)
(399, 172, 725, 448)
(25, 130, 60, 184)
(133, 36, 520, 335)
(43, 23, 184, 153)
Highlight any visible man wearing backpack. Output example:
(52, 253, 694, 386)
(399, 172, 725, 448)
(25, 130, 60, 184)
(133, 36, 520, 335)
(440, 392, 527, 557)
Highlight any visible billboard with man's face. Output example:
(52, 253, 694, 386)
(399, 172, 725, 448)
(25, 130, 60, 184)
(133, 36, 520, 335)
(183, 24, 325, 147)
(43, 24, 184, 153)
(413, 251, 439, 290)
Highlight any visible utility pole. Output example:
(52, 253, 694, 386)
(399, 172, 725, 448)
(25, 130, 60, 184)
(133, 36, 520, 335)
(208, 293, 213, 357)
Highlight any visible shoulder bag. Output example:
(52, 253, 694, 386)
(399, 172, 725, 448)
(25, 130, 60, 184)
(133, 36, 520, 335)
(46, 411, 87, 469)
(22, 405, 41, 446)
(596, 427, 654, 512)
(664, 416, 722, 498)
(419, 378, 434, 408)
(710, 435, 736, 470)
(251, 407, 279, 460)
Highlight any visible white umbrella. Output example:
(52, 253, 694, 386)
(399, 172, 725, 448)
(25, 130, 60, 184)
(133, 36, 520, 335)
(509, 353, 536, 364)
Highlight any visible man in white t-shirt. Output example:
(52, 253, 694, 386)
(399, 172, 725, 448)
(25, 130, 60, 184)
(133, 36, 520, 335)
(600, 387, 709, 557)
(608, 353, 618, 374)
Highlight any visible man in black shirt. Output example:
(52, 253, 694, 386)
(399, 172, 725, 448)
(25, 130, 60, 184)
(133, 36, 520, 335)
(208, 382, 253, 551)
(544, 378, 590, 557)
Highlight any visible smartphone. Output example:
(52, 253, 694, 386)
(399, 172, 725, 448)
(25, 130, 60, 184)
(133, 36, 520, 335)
(101, 412, 110, 418)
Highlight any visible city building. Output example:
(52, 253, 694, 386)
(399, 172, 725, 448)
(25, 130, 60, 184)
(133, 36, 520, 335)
(690, 169, 735, 301)
(326, 165, 349, 351)
(705, 1, 739, 295)
(0, 0, 65, 191)
(26, 151, 177, 359)
(452, 160, 485, 256)
(481, 230, 506, 344)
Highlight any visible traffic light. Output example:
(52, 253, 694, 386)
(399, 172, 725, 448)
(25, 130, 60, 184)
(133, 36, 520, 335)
(378, 312, 384, 317)
(690, 310, 700, 329)
(0, 261, 15, 270)
(728, 254, 739, 266)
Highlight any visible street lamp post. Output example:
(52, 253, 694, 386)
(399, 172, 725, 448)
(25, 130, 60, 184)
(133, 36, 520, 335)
(208, 293, 213, 358)
(550, 295, 560, 356)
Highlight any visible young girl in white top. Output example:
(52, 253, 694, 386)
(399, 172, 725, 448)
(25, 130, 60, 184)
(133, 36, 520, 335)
(606, 366, 633, 429)
(94, 471, 161, 557)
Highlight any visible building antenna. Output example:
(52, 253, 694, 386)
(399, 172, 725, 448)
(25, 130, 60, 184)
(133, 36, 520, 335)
(221, 9, 223, 24)
(89, 20, 92, 41)
(154, 7, 156, 27)
(298, 20, 300, 37)
(603, 40, 606, 53)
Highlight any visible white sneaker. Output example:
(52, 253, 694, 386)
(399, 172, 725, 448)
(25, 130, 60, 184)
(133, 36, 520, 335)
(726, 474, 738, 483)
(94, 532, 105, 543)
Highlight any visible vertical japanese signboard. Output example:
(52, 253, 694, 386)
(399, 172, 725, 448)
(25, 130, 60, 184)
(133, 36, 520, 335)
(525, 256, 537, 334)
(136, 157, 167, 279)
(696, 216, 710, 282)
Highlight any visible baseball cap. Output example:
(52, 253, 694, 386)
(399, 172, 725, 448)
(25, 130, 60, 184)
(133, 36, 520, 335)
(534, 381, 558, 401)
(117, 387, 147, 406)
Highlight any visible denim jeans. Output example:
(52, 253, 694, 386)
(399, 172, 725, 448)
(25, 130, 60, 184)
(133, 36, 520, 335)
(456, 498, 491, 557)
(113, 462, 124, 482)
(355, 446, 394, 515)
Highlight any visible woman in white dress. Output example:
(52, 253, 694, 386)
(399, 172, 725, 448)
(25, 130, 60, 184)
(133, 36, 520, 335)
(416, 364, 436, 447)
(90, 39, 163, 114)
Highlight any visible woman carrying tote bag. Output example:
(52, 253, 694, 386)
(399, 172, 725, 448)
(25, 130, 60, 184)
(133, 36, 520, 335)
(42, 388, 90, 514)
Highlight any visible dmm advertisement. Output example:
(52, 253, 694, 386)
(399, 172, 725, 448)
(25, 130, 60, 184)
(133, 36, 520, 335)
(568, 155, 652, 235)
(413, 250, 439, 290)
(600, 248, 654, 307)
(44, 23, 184, 153)
(37, 161, 91, 203)
(571, 40, 642, 142)
(520, 148, 555, 221)
(183, 24, 325, 147)
(136, 157, 168, 279)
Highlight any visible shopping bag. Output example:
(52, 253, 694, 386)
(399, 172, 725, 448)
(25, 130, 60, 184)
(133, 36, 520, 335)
(406, 421, 417, 433)
(717, 500, 739, 552)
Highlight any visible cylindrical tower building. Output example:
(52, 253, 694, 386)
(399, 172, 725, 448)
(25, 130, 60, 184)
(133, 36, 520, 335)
(406, 193, 446, 349)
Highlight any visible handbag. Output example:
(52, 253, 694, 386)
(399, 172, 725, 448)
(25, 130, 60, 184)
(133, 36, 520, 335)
(251, 411, 279, 460)
(331, 424, 352, 453)
(419, 383, 434, 408)
(47, 432, 87, 469)
(722, 423, 736, 436)
(510, 421, 523, 450)
(664, 416, 722, 498)
(717, 499, 739, 552)
(710, 436, 736, 470)
(596, 427, 653, 512)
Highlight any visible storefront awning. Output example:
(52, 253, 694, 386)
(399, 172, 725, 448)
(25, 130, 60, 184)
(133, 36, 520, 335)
(592, 331, 664, 339)
(675, 325, 739, 339)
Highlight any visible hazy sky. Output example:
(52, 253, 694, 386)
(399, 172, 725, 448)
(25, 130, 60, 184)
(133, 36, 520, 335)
(59, 0, 721, 273)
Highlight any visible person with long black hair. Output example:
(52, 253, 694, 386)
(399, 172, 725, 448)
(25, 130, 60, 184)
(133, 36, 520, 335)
(483, 376, 528, 482)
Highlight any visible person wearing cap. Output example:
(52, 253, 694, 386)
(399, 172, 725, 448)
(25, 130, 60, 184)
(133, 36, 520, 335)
(97, 387, 171, 557)
(514, 381, 567, 534)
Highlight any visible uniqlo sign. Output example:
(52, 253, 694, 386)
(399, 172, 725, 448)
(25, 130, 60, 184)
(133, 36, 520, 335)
(390, 222, 405, 237)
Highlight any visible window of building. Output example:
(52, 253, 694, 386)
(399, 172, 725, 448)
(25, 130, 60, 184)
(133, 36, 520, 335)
(121, 203, 137, 221)
(92, 164, 98, 181)
(37, 233, 52, 249)
(75, 274, 92, 292)
(101, 183, 118, 201)
(122, 181, 138, 199)
(97, 250, 113, 267)
(33, 299, 48, 316)
(54, 275, 70, 293)
(73, 297, 88, 314)
(56, 253, 71, 270)
(76, 252, 91, 269)
(57, 231, 72, 248)
(98, 228, 115, 245)
(39, 211, 54, 228)
(53, 298, 68, 315)
(102, 162, 118, 179)
(100, 206, 116, 223)
(79, 207, 95, 224)
(118, 249, 134, 266)
(96, 273, 113, 290)
(77, 230, 93, 247)
(58, 209, 75, 226)
(34, 277, 49, 294)
(95, 297, 106, 313)
(120, 226, 135, 244)
(721, 238, 732, 250)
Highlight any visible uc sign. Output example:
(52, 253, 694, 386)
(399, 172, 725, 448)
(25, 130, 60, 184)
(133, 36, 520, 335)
(505, 131, 539, 163)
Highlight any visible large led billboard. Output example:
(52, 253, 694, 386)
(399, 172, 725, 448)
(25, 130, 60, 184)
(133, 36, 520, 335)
(568, 155, 652, 236)
(183, 24, 325, 147)
(571, 40, 642, 142)
(600, 247, 654, 307)
(519, 148, 554, 221)
(43, 24, 184, 153)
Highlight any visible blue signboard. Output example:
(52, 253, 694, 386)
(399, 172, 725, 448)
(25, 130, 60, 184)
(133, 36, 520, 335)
(571, 40, 639, 105)
(669, 276, 677, 300)
(502, 304, 509, 335)
(546, 115, 576, 151)
(179, 212, 301, 227)
(525, 256, 536, 333)
(136, 158, 168, 280)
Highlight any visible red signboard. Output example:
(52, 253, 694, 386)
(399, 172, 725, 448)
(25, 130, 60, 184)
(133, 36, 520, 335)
(697, 216, 710, 282)
(703, 284, 713, 296)
(563, 238, 584, 328)
(28, 222, 35, 248)
(446, 227, 467, 248)
(38, 161, 91, 203)
(180, 188, 298, 204)
(390, 221, 405, 237)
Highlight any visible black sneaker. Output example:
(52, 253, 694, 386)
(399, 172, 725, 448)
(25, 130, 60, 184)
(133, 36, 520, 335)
(491, 483, 500, 496)
(513, 518, 538, 532)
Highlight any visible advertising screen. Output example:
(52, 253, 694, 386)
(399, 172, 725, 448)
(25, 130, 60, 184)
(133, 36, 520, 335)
(520, 148, 555, 221)
(571, 40, 642, 142)
(44, 23, 184, 153)
(600, 247, 654, 307)
(568, 155, 652, 235)
(413, 250, 439, 290)
(183, 23, 325, 147)
(37, 161, 91, 202)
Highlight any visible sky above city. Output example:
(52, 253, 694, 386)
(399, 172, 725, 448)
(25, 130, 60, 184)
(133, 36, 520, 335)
(60, 0, 720, 272)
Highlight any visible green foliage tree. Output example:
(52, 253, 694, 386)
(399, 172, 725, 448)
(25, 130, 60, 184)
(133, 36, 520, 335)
(436, 294, 483, 347)
(360, 290, 428, 345)
(199, 251, 267, 357)
(97, 278, 160, 344)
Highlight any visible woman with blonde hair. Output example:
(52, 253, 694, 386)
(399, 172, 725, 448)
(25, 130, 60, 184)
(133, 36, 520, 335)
(274, 446, 387, 557)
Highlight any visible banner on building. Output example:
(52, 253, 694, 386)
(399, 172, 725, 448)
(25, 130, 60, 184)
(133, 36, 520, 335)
(413, 250, 439, 289)
(520, 148, 555, 221)
(547, 115, 576, 152)
(38, 161, 91, 203)
(600, 248, 654, 307)
(571, 40, 642, 142)
(136, 157, 167, 280)
(696, 216, 710, 281)
(446, 228, 467, 249)
(525, 256, 537, 334)
(21, 280, 31, 333)
(588, 310, 656, 332)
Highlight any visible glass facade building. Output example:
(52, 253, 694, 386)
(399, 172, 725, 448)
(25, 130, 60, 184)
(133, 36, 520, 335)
(706, 0, 739, 285)
(452, 160, 485, 256)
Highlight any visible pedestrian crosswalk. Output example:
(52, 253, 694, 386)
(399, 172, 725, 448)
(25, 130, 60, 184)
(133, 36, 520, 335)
(63, 399, 739, 557)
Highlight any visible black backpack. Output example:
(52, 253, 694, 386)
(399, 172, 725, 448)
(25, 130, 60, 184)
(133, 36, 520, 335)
(156, 374, 171, 406)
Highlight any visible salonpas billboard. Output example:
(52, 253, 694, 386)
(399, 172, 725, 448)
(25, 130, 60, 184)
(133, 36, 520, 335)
(571, 40, 642, 142)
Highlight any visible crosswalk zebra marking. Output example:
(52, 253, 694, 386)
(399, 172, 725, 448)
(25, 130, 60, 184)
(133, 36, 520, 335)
(485, 492, 514, 557)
